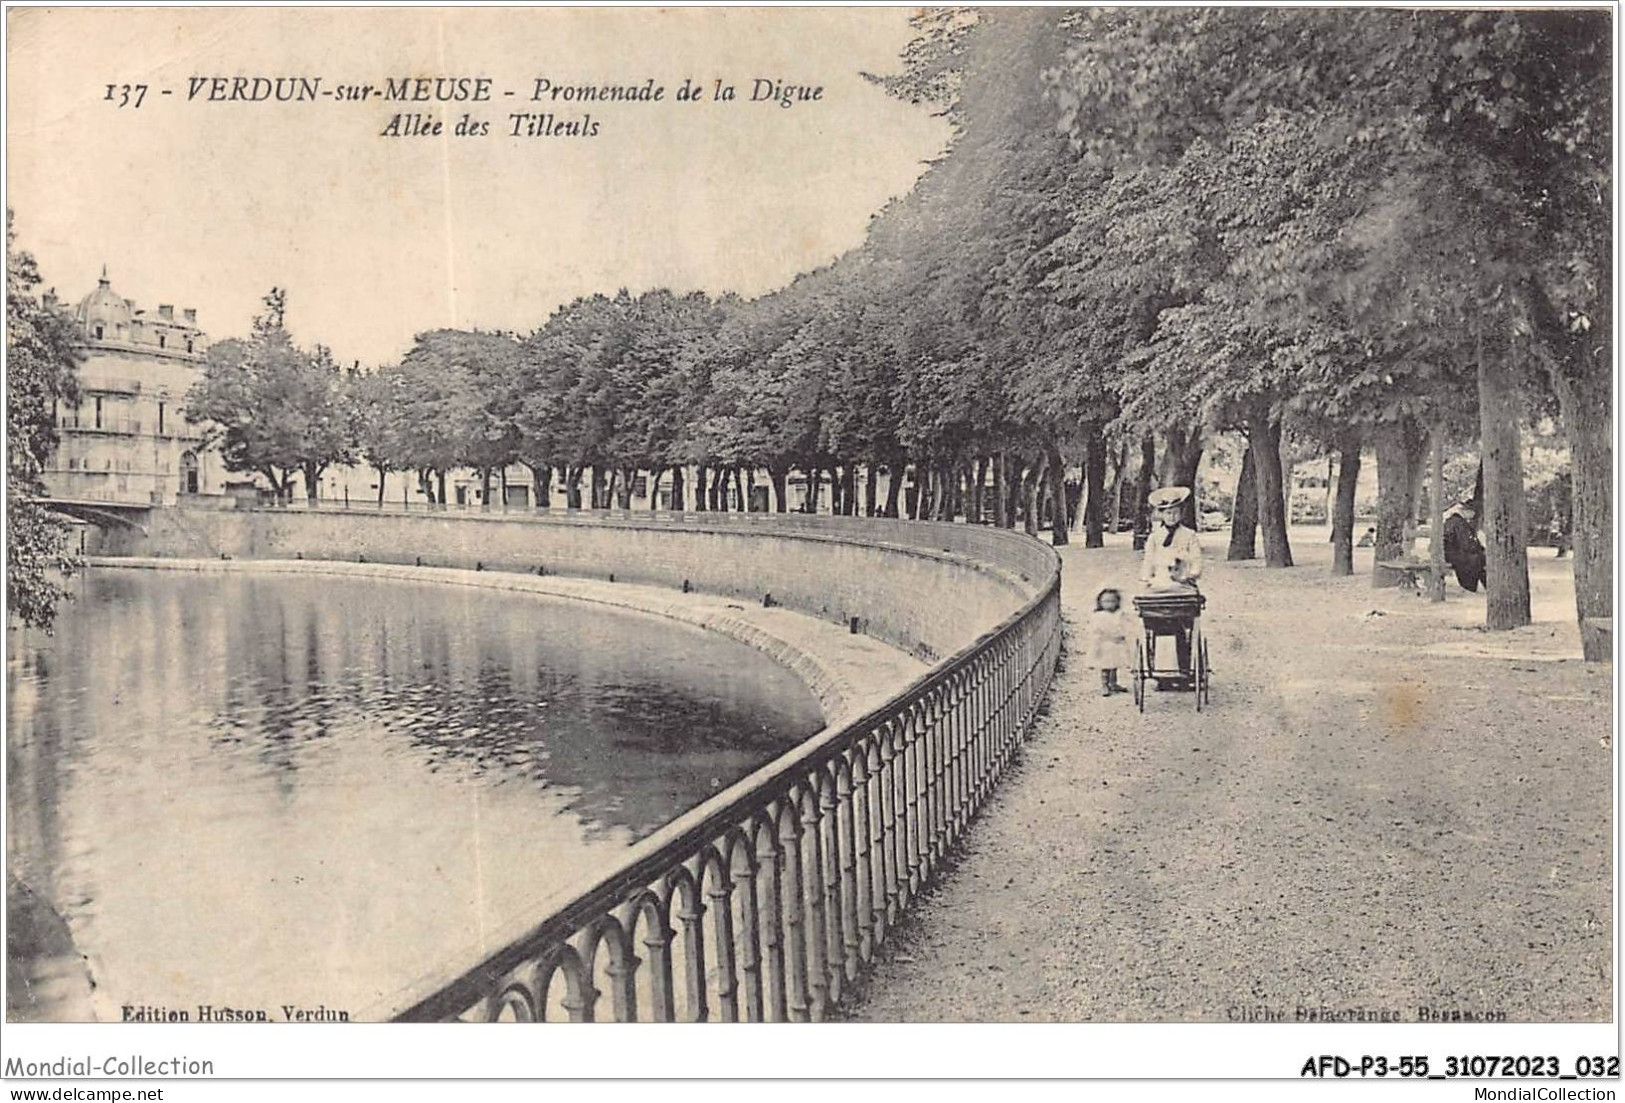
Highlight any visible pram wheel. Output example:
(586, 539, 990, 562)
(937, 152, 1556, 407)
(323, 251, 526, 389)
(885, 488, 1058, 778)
(1197, 632, 1210, 710)
(1133, 637, 1146, 713)
(1192, 623, 1207, 712)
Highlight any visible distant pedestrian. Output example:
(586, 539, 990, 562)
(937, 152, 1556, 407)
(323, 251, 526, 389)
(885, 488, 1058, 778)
(1087, 587, 1132, 697)
(1356, 526, 1376, 548)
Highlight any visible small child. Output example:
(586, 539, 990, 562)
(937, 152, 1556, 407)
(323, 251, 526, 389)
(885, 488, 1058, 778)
(1086, 587, 1132, 697)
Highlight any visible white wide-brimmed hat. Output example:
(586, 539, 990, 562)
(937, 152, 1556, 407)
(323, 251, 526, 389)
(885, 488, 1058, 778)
(1148, 486, 1191, 509)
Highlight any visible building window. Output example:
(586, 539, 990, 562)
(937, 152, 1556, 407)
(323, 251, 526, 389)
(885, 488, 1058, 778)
(94, 396, 103, 429)
(186, 339, 194, 353)
(158, 333, 166, 349)
(157, 402, 165, 435)
(93, 324, 104, 339)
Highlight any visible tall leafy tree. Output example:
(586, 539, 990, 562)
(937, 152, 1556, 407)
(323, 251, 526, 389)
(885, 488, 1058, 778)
(186, 289, 355, 503)
(7, 213, 83, 629)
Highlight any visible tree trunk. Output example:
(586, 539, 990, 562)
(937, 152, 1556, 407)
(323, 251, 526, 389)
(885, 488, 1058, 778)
(1557, 360, 1612, 660)
(969, 457, 987, 524)
(1248, 404, 1293, 568)
(1324, 455, 1335, 540)
(882, 465, 902, 519)
(671, 466, 686, 511)
(993, 453, 1009, 528)
(865, 464, 878, 517)
(650, 467, 662, 509)
(1160, 424, 1204, 529)
(375, 466, 387, 508)
(1105, 440, 1129, 538)
(1050, 443, 1072, 547)
(480, 466, 493, 511)
(1330, 432, 1361, 576)
(1371, 422, 1422, 585)
(1407, 448, 1428, 529)
(437, 469, 448, 508)
(527, 464, 552, 509)
(1082, 431, 1105, 548)
(712, 465, 729, 512)
(768, 464, 788, 513)
(617, 466, 635, 510)
(1479, 319, 1531, 629)
(695, 464, 708, 511)
(1427, 426, 1447, 602)
(1131, 434, 1156, 550)
(589, 465, 606, 510)
(1023, 456, 1043, 537)
(1228, 445, 1258, 561)
(303, 463, 321, 505)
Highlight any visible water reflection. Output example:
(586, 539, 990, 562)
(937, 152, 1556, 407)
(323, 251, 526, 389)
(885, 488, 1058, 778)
(6, 569, 823, 1021)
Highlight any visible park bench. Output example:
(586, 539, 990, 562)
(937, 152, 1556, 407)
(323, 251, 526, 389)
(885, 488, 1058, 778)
(1375, 558, 1434, 592)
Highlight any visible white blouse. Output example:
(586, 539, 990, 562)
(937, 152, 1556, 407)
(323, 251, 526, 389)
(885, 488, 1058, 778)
(1141, 524, 1204, 588)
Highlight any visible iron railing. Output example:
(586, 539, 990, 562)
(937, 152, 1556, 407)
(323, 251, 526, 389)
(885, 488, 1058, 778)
(383, 529, 1062, 1022)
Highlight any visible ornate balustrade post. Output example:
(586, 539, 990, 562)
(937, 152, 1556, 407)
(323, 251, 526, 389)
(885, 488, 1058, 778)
(893, 716, 914, 914)
(951, 668, 972, 843)
(634, 897, 678, 1023)
(927, 686, 947, 869)
(875, 727, 900, 930)
(558, 938, 601, 1023)
(777, 805, 812, 1022)
(731, 844, 765, 1022)
(952, 663, 974, 839)
(705, 864, 740, 1023)
(901, 706, 923, 902)
(810, 779, 841, 1017)
(671, 866, 709, 1023)
(850, 746, 875, 966)
(755, 820, 789, 1022)
(604, 911, 642, 1022)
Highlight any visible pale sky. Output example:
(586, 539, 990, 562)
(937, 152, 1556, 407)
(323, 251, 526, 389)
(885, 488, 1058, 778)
(6, 7, 947, 366)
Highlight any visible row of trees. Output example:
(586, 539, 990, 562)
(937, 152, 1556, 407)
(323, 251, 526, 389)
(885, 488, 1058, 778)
(167, 10, 1614, 660)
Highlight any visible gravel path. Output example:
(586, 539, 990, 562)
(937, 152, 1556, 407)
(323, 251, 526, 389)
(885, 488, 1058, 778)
(839, 533, 1612, 1023)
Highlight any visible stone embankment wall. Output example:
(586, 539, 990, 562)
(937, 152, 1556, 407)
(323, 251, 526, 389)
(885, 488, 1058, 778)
(103, 506, 1055, 661)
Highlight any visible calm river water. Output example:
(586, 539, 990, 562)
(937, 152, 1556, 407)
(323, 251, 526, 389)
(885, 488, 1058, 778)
(6, 569, 824, 1021)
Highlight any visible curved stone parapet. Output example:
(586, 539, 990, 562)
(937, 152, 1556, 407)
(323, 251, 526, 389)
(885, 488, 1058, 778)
(103, 505, 1055, 662)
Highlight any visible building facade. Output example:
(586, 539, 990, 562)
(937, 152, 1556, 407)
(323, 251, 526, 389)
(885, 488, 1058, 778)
(42, 270, 225, 506)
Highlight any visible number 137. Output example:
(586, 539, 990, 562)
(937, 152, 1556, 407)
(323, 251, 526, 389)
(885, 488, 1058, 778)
(104, 83, 148, 108)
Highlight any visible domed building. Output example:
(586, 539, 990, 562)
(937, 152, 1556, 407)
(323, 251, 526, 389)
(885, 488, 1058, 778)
(41, 268, 222, 506)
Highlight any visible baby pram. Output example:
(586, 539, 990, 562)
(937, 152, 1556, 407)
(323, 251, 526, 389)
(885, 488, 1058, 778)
(1130, 590, 1211, 712)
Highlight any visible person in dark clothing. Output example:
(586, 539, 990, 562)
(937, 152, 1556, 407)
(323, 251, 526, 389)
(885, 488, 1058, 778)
(1442, 505, 1487, 592)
